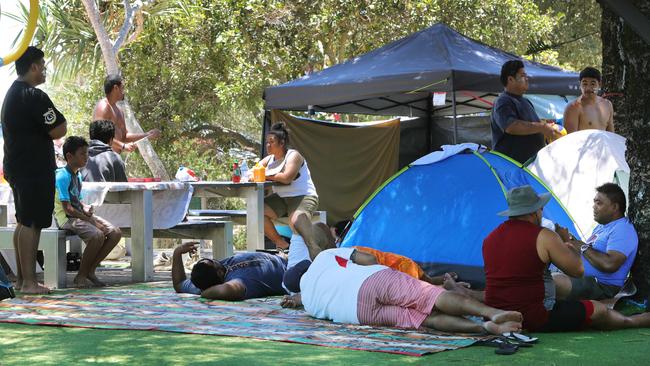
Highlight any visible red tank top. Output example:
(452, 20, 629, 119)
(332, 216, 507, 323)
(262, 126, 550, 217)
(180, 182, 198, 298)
(483, 220, 548, 331)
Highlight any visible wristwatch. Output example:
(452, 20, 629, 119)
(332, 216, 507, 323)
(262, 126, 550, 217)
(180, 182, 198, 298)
(580, 244, 591, 253)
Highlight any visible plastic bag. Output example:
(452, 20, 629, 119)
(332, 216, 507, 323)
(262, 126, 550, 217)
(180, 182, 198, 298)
(175, 166, 200, 182)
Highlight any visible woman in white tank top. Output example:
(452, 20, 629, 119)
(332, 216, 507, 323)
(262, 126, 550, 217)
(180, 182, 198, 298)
(261, 122, 319, 251)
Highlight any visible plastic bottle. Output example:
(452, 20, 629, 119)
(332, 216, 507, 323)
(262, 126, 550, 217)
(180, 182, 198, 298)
(232, 162, 241, 183)
(240, 160, 249, 182)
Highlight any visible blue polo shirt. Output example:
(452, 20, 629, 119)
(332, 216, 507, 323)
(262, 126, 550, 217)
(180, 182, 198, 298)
(583, 217, 638, 287)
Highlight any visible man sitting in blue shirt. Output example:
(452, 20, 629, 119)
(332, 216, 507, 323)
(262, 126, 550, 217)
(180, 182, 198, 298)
(554, 183, 638, 300)
(490, 60, 562, 164)
(172, 242, 287, 300)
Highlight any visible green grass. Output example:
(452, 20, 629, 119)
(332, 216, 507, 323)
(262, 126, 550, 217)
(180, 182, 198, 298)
(1, 322, 649, 365)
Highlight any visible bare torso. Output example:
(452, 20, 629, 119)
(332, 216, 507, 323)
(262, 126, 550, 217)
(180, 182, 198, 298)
(93, 98, 127, 142)
(566, 96, 614, 132)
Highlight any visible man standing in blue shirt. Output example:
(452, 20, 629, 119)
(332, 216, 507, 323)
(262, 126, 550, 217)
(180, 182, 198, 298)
(172, 242, 287, 300)
(554, 183, 638, 300)
(491, 60, 561, 164)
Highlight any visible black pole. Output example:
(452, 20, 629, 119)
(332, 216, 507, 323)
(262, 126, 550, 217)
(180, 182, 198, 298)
(451, 73, 458, 144)
(261, 110, 271, 158)
(426, 92, 433, 152)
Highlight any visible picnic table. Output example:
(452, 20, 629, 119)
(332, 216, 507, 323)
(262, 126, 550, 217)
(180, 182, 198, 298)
(190, 181, 275, 251)
(0, 181, 192, 283)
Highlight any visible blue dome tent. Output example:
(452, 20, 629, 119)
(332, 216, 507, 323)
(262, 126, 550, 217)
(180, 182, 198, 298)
(340, 144, 581, 288)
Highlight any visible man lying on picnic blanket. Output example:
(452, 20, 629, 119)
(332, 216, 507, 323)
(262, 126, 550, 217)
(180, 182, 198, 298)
(280, 247, 522, 335)
(172, 242, 287, 300)
(283, 223, 467, 293)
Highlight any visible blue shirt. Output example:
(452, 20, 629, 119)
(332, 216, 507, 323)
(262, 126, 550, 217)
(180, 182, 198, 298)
(180, 252, 288, 299)
(583, 217, 638, 287)
(490, 92, 545, 164)
(54, 166, 84, 226)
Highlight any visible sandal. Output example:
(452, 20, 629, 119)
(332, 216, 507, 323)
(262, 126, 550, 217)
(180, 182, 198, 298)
(475, 337, 520, 355)
(502, 332, 539, 344)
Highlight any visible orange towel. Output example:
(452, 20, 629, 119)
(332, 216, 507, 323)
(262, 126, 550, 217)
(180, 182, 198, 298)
(354, 246, 424, 280)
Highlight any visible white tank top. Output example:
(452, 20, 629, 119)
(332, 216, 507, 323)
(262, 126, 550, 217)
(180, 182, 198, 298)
(270, 149, 318, 198)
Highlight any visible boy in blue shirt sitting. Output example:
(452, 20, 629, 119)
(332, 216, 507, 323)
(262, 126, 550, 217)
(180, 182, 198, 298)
(54, 136, 122, 287)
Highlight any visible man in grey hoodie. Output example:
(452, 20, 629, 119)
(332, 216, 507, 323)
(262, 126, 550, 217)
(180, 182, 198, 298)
(82, 120, 128, 182)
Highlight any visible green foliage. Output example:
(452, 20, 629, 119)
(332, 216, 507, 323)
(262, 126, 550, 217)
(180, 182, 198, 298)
(10, 0, 603, 178)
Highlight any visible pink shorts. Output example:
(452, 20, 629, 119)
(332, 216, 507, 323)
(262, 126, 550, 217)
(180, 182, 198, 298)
(357, 268, 445, 329)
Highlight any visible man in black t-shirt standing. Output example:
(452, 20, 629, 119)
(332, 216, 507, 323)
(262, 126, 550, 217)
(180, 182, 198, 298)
(1, 47, 67, 294)
(490, 60, 561, 164)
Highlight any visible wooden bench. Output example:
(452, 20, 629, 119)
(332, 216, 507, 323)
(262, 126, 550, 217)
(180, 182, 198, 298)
(120, 220, 234, 261)
(187, 209, 327, 226)
(0, 220, 233, 289)
(0, 228, 74, 289)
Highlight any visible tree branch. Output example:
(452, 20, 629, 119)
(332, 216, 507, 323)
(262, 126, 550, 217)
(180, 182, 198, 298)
(125, 9, 145, 45)
(191, 124, 261, 152)
(113, 0, 140, 52)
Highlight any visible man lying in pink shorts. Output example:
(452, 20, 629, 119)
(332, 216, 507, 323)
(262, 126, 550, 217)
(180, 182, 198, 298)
(281, 247, 522, 334)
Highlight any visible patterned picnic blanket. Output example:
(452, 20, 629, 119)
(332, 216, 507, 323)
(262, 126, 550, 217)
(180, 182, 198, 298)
(0, 282, 481, 356)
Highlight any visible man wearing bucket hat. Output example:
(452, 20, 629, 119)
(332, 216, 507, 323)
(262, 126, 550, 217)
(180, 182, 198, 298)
(483, 185, 650, 332)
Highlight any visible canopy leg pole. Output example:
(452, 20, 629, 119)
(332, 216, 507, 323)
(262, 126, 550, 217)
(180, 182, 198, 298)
(427, 93, 433, 152)
(451, 74, 458, 144)
(261, 110, 271, 158)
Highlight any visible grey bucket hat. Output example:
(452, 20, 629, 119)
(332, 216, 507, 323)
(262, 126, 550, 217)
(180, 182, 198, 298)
(497, 185, 552, 216)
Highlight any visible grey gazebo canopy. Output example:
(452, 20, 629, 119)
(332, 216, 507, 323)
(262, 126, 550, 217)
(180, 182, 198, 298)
(264, 23, 580, 117)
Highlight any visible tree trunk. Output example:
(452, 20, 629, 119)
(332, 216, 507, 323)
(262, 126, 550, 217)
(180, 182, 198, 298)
(601, 1, 650, 300)
(80, 0, 170, 180)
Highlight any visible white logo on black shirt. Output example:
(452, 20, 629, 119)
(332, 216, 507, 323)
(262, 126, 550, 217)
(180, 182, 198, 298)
(43, 108, 57, 125)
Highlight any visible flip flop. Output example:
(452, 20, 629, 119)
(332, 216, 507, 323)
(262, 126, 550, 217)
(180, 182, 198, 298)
(503, 332, 539, 344)
(495, 342, 519, 355)
(475, 337, 520, 355)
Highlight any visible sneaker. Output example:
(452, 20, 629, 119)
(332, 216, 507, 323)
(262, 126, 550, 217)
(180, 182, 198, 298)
(153, 252, 171, 267)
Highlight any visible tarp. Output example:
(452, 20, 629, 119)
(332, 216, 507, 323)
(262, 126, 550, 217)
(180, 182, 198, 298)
(264, 23, 580, 117)
(340, 146, 580, 287)
(527, 130, 630, 239)
(271, 110, 400, 224)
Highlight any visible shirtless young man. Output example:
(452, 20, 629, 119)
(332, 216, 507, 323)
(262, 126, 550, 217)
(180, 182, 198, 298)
(92, 74, 160, 153)
(563, 67, 614, 133)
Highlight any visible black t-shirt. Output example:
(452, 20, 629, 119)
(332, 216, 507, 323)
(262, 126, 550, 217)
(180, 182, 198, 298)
(1, 80, 66, 181)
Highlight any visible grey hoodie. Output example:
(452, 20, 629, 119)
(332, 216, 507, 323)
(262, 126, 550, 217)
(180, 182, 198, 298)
(82, 139, 127, 182)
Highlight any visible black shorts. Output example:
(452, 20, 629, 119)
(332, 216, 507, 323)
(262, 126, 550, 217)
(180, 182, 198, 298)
(9, 175, 55, 229)
(538, 300, 594, 332)
(568, 276, 621, 300)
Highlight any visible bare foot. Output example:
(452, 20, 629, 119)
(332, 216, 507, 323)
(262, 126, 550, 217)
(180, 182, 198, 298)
(491, 310, 523, 324)
(20, 282, 51, 295)
(442, 273, 471, 291)
(14, 280, 22, 291)
(73, 275, 95, 288)
(87, 274, 106, 287)
(483, 320, 522, 335)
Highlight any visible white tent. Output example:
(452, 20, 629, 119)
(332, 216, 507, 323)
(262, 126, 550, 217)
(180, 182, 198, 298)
(528, 130, 629, 240)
